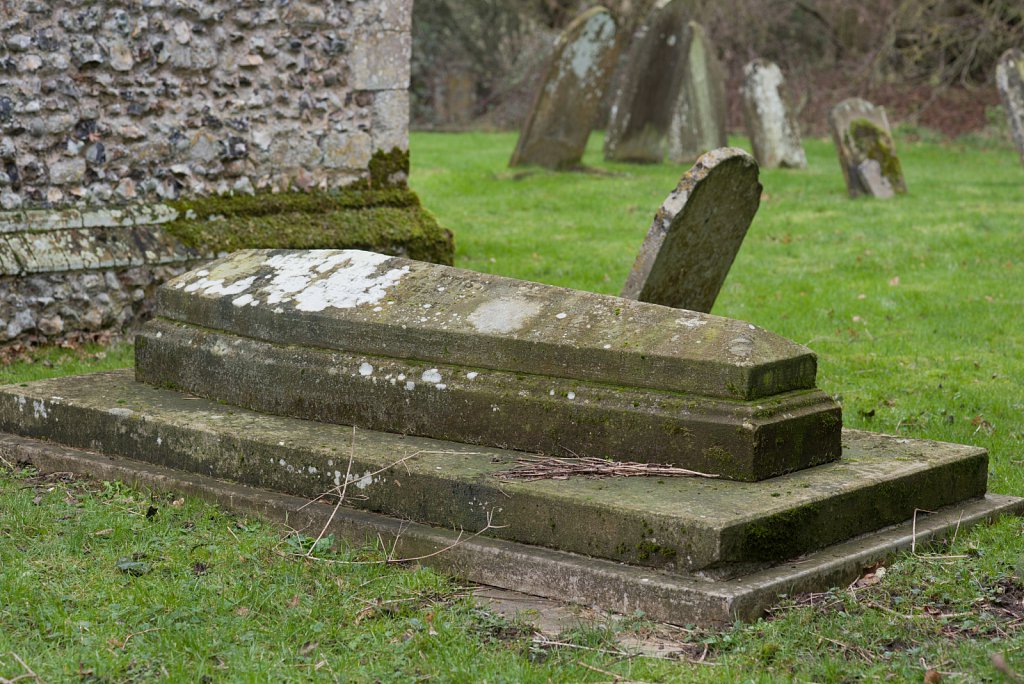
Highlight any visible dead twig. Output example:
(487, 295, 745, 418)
(305, 427, 357, 558)
(495, 456, 718, 481)
(1, 654, 44, 684)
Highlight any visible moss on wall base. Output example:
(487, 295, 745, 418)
(163, 186, 454, 266)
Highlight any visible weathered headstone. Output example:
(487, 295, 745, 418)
(621, 148, 761, 312)
(666, 21, 728, 164)
(510, 7, 619, 169)
(996, 48, 1024, 166)
(740, 59, 807, 169)
(1, 248, 1018, 626)
(604, 0, 695, 163)
(828, 98, 907, 198)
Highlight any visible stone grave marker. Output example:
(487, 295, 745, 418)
(621, 148, 761, 312)
(510, 7, 619, 169)
(667, 22, 728, 164)
(740, 59, 807, 169)
(996, 48, 1024, 166)
(828, 98, 907, 198)
(0, 247, 1019, 626)
(604, 0, 695, 163)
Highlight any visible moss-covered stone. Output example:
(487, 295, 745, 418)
(848, 118, 906, 194)
(162, 186, 453, 265)
(367, 147, 411, 189)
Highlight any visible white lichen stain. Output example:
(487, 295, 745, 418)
(232, 293, 255, 307)
(676, 316, 708, 329)
(421, 368, 442, 384)
(567, 392, 576, 400)
(555, 312, 567, 319)
(405, 381, 415, 391)
(359, 362, 374, 377)
(468, 297, 542, 335)
(348, 471, 375, 490)
(184, 275, 255, 297)
(261, 250, 410, 312)
(107, 407, 133, 417)
(466, 372, 478, 380)
(32, 400, 48, 419)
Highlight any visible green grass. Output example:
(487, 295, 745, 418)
(2, 131, 1024, 681)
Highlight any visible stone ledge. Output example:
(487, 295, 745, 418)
(0, 371, 990, 574)
(1, 429, 1018, 627)
(135, 318, 841, 481)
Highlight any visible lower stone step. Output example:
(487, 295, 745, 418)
(0, 370, 996, 579)
(1, 430, 1019, 627)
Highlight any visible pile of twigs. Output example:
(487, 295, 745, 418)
(495, 456, 718, 481)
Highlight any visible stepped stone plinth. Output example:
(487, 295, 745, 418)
(1, 249, 1017, 626)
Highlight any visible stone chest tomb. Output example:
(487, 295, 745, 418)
(1, 249, 1018, 626)
(0, 0, 451, 346)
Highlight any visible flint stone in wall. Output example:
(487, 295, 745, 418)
(996, 48, 1024, 166)
(740, 59, 806, 169)
(0, 0, 413, 208)
(510, 7, 619, 170)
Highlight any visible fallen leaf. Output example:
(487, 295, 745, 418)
(234, 606, 250, 617)
(889, 276, 900, 286)
(171, 498, 185, 508)
(287, 595, 301, 609)
(145, 505, 158, 520)
(116, 558, 151, 576)
(924, 668, 942, 684)
(94, 528, 114, 537)
(298, 641, 319, 657)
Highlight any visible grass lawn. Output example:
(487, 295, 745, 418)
(2, 130, 1024, 682)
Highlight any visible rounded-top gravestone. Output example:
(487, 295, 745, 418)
(996, 48, 1024, 167)
(621, 147, 762, 313)
(510, 7, 619, 170)
(828, 98, 906, 199)
(604, 0, 695, 163)
(740, 59, 807, 169)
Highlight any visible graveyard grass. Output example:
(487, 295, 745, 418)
(2, 131, 1024, 682)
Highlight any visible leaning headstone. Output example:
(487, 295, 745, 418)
(621, 148, 761, 313)
(828, 98, 907, 198)
(604, 0, 695, 163)
(740, 59, 807, 169)
(666, 21, 728, 164)
(510, 7, 619, 169)
(996, 48, 1024, 166)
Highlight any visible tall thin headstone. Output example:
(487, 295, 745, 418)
(604, 0, 694, 163)
(621, 148, 761, 312)
(828, 98, 907, 199)
(667, 22, 728, 164)
(510, 7, 619, 169)
(996, 48, 1024, 166)
(740, 59, 807, 169)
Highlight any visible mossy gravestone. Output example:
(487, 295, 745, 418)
(134, 248, 842, 482)
(667, 21, 728, 164)
(828, 98, 907, 199)
(510, 7, 619, 170)
(996, 48, 1024, 167)
(621, 148, 761, 313)
(604, 0, 695, 163)
(740, 59, 807, 169)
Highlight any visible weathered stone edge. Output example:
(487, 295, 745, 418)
(135, 318, 843, 481)
(2, 431, 1019, 627)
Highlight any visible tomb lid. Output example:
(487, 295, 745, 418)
(158, 249, 818, 400)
